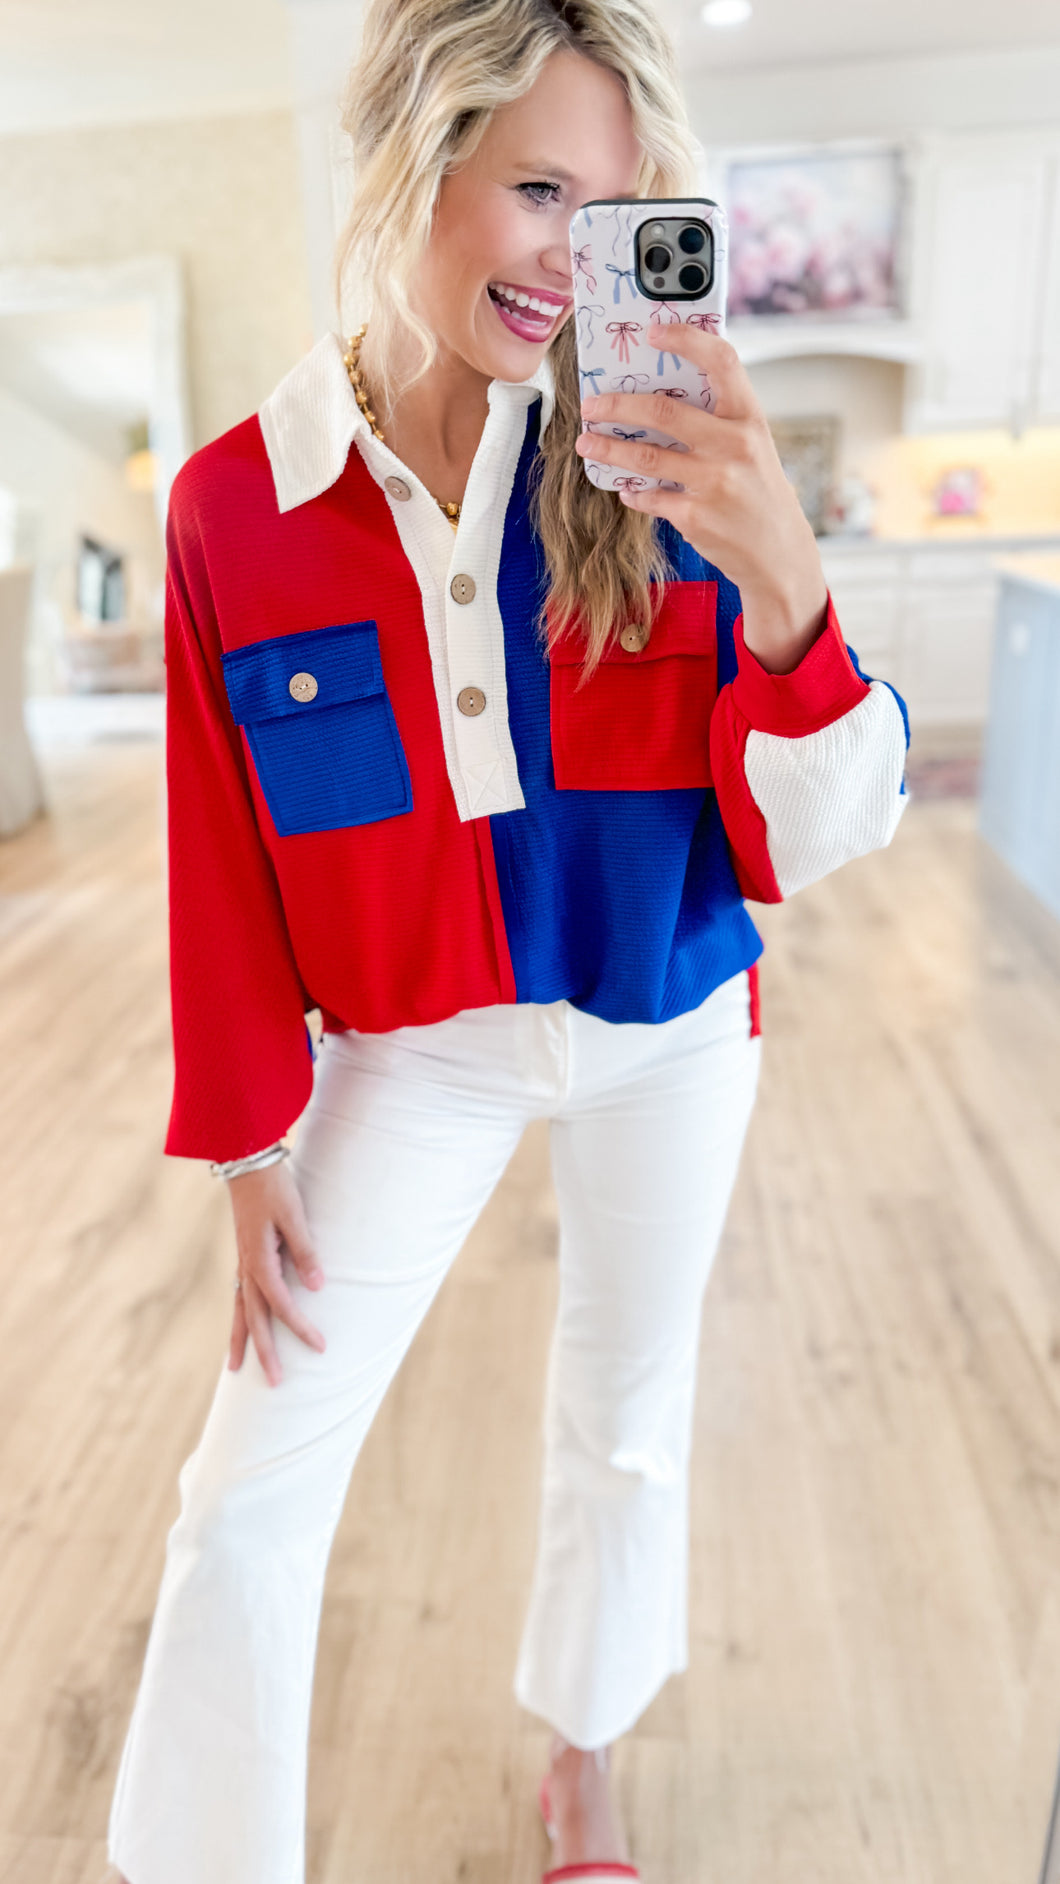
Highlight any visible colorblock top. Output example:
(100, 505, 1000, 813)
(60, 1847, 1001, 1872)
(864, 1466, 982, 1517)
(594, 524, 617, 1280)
(163, 332, 909, 1161)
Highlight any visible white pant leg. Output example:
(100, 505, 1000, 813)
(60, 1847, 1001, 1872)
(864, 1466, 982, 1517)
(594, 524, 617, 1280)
(513, 969, 761, 1748)
(107, 1008, 537, 1884)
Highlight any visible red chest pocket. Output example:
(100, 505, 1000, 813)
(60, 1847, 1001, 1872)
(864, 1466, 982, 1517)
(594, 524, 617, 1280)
(548, 579, 718, 792)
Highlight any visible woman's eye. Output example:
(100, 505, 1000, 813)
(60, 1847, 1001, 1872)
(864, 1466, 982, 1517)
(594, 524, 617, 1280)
(518, 180, 561, 206)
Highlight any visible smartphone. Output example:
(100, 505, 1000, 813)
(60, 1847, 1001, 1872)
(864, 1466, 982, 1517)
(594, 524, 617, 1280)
(570, 196, 728, 493)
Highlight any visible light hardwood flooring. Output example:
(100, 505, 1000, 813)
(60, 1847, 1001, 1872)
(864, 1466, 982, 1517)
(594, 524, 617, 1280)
(2, 727, 1060, 1884)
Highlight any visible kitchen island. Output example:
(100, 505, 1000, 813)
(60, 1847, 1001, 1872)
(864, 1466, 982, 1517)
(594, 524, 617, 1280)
(978, 554, 1060, 922)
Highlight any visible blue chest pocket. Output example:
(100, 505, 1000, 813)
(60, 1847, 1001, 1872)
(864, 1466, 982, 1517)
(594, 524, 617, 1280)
(222, 619, 412, 837)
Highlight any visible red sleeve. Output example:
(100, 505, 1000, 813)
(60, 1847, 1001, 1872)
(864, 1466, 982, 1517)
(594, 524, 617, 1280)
(708, 593, 870, 904)
(163, 479, 314, 1161)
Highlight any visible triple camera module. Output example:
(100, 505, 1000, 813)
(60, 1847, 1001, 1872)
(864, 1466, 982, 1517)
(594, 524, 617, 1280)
(636, 217, 714, 301)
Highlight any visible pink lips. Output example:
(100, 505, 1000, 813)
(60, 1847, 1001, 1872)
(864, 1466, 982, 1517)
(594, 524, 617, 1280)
(488, 283, 570, 341)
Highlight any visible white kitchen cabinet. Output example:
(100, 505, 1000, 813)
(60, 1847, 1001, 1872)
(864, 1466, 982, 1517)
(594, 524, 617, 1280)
(1033, 169, 1060, 423)
(819, 539, 1060, 727)
(903, 133, 1059, 433)
(817, 548, 903, 667)
(899, 564, 999, 724)
(824, 581, 901, 668)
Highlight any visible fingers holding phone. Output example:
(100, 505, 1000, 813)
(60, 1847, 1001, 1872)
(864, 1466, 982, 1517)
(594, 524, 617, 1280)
(569, 196, 828, 669)
(571, 193, 729, 490)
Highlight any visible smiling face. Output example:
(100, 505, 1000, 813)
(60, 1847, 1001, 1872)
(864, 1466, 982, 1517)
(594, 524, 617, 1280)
(410, 47, 643, 377)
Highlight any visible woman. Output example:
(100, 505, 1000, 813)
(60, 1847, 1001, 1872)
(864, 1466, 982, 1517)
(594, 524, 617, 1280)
(107, 3, 909, 1880)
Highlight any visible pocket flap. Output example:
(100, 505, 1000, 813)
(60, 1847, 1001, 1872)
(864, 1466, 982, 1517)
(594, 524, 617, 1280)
(222, 619, 385, 724)
(548, 579, 717, 666)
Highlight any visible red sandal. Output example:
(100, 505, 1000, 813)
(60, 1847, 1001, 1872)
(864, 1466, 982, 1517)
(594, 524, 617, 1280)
(538, 1771, 642, 1884)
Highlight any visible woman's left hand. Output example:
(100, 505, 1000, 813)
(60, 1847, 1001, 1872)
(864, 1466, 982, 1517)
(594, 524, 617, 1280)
(577, 321, 829, 675)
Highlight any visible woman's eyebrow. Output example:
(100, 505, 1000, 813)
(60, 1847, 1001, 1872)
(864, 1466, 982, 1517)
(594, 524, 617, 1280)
(512, 159, 577, 182)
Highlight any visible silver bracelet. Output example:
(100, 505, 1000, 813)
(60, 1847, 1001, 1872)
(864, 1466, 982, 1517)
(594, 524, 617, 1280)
(208, 1142, 290, 1181)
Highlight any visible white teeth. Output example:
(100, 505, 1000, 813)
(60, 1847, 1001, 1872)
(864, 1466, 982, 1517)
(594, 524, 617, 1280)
(490, 282, 557, 319)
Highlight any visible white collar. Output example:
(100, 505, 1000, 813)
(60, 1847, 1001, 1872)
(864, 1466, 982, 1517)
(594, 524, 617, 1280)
(258, 330, 556, 515)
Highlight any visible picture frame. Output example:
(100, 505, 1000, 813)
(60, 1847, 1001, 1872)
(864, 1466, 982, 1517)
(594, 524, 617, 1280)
(722, 142, 906, 320)
(766, 415, 840, 536)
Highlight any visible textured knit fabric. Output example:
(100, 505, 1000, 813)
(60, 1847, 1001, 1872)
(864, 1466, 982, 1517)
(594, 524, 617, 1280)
(163, 332, 909, 1161)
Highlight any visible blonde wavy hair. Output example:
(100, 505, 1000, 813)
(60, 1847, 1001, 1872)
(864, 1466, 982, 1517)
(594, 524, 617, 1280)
(333, 0, 703, 673)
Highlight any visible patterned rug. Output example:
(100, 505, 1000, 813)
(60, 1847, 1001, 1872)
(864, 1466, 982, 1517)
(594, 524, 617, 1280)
(903, 754, 981, 799)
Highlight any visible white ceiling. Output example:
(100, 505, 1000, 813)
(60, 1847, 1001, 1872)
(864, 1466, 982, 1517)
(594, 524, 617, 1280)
(0, 0, 1058, 135)
(671, 0, 1060, 70)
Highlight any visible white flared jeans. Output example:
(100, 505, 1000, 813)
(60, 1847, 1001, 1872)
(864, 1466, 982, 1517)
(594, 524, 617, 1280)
(108, 970, 761, 1884)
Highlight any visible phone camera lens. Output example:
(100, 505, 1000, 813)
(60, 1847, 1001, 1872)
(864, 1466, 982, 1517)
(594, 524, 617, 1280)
(644, 244, 671, 274)
(678, 263, 706, 292)
(678, 224, 706, 254)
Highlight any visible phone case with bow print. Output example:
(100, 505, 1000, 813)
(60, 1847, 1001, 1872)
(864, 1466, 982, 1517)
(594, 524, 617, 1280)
(570, 196, 729, 494)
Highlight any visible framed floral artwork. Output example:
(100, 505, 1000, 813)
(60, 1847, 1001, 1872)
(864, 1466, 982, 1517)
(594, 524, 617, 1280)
(725, 145, 905, 319)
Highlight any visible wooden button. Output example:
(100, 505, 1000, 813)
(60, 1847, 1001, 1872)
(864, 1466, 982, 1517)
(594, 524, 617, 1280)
(384, 475, 411, 500)
(288, 671, 318, 702)
(619, 624, 648, 653)
(450, 573, 476, 605)
(456, 686, 486, 717)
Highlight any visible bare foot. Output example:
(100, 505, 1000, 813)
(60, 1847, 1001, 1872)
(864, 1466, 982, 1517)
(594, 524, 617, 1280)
(544, 1730, 632, 1868)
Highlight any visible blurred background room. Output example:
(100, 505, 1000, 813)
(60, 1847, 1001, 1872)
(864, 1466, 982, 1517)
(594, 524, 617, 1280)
(2, 3, 1060, 1881)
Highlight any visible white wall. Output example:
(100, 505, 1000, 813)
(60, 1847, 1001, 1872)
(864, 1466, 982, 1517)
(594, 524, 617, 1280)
(284, 0, 363, 339)
(0, 110, 314, 451)
(747, 355, 906, 480)
(0, 0, 292, 137)
(0, 384, 164, 693)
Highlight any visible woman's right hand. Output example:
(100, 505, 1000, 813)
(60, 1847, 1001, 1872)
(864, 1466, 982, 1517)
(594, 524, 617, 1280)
(225, 1160, 327, 1387)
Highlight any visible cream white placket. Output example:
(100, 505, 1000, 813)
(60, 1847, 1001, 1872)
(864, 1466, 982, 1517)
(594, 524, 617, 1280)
(354, 385, 530, 822)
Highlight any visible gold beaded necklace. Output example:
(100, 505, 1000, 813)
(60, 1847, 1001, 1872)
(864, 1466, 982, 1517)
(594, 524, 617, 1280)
(343, 322, 462, 527)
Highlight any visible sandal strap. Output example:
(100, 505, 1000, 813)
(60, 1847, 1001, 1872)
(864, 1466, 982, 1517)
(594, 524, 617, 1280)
(542, 1867, 641, 1883)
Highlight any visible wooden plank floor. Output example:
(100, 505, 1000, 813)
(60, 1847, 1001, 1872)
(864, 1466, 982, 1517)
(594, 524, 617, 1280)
(2, 727, 1060, 1884)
